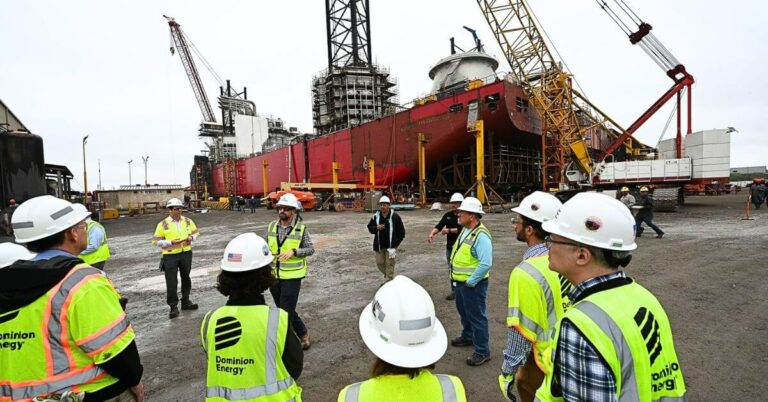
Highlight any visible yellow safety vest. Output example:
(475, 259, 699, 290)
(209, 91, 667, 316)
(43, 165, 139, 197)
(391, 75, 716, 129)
(152, 216, 199, 255)
(337, 370, 467, 402)
(507, 254, 572, 374)
(0, 264, 135, 401)
(201, 305, 302, 402)
(449, 223, 491, 282)
(536, 281, 687, 401)
(78, 220, 111, 265)
(267, 221, 307, 280)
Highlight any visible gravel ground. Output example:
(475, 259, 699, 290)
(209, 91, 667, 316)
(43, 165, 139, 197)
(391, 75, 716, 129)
(97, 193, 766, 401)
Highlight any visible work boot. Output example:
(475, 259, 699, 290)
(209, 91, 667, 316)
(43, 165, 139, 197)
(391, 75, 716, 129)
(181, 300, 199, 310)
(169, 305, 180, 319)
(450, 336, 473, 347)
(445, 293, 455, 301)
(300, 333, 311, 350)
(656, 233, 664, 239)
(466, 352, 491, 366)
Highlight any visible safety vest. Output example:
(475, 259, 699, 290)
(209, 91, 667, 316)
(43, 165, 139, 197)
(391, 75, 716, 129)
(267, 221, 307, 280)
(449, 223, 491, 282)
(337, 370, 466, 402)
(78, 220, 110, 265)
(535, 281, 687, 401)
(507, 255, 572, 375)
(153, 216, 199, 255)
(0, 264, 135, 401)
(201, 305, 302, 402)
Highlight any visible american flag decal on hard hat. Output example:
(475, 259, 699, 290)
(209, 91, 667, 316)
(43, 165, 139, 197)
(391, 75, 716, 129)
(227, 253, 242, 262)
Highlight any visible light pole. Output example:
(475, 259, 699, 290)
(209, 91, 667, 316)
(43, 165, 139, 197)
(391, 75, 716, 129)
(82, 135, 89, 204)
(141, 156, 149, 186)
(128, 160, 133, 186)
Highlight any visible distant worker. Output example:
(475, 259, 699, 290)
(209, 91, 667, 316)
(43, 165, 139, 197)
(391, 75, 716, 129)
(78, 212, 111, 270)
(337, 275, 467, 401)
(2, 195, 144, 401)
(536, 192, 687, 401)
(427, 192, 464, 300)
(618, 186, 636, 208)
(250, 195, 258, 213)
(500, 191, 570, 402)
(750, 179, 765, 209)
(367, 195, 405, 282)
(202, 233, 303, 402)
(153, 198, 200, 319)
(267, 193, 314, 350)
(635, 187, 664, 238)
(449, 196, 493, 366)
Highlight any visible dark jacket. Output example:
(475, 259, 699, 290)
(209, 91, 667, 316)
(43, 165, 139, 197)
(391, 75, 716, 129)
(0, 255, 143, 402)
(367, 211, 405, 251)
(636, 194, 655, 218)
(435, 211, 460, 249)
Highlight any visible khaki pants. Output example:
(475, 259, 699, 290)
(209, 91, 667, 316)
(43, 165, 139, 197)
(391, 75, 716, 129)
(516, 352, 545, 402)
(374, 250, 396, 280)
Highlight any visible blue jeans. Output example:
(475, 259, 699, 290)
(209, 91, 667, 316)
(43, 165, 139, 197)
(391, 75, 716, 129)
(635, 214, 663, 236)
(455, 279, 490, 356)
(446, 249, 455, 295)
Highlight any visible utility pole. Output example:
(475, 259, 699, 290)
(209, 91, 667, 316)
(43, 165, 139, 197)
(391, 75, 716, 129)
(82, 135, 89, 204)
(141, 156, 150, 185)
(128, 160, 133, 186)
(98, 159, 102, 190)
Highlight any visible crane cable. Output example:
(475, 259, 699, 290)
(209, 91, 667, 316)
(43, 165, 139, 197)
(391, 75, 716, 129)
(655, 86, 686, 146)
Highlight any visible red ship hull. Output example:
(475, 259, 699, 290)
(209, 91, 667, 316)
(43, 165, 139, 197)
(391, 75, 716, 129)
(210, 79, 615, 197)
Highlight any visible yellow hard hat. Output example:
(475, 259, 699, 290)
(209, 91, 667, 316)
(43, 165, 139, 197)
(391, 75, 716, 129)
(640, 186, 649, 192)
(620, 186, 630, 192)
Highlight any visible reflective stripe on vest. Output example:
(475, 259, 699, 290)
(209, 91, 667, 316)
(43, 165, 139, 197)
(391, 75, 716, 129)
(509, 261, 556, 340)
(1, 365, 107, 400)
(267, 221, 307, 279)
(204, 307, 297, 400)
(450, 224, 491, 282)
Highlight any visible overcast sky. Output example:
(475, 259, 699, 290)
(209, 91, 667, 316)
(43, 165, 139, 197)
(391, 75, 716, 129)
(1, 0, 764, 190)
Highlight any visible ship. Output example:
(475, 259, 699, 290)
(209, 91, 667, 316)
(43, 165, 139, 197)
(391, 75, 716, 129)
(192, 49, 620, 200)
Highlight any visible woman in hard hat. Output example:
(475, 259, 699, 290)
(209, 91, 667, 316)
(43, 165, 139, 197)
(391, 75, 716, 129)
(201, 233, 303, 401)
(338, 275, 467, 401)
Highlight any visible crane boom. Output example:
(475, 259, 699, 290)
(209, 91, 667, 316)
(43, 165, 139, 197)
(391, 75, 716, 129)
(164, 15, 217, 124)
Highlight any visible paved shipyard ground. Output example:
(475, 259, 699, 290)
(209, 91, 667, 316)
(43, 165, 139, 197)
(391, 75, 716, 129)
(102, 194, 766, 401)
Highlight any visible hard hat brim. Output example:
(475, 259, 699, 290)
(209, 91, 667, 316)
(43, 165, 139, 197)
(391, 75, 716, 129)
(510, 206, 538, 222)
(542, 219, 638, 252)
(358, 300, 448, 368)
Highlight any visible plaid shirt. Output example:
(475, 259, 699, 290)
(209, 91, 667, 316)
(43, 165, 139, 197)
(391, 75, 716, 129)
(267, 219, 315, 257)
(501, 242, 549, 375)
(552, 271, 627, 402)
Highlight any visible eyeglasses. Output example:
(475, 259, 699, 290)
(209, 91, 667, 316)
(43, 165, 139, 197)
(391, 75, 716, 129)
(544, 235, 582, 248)
(277, 206, 295, 212)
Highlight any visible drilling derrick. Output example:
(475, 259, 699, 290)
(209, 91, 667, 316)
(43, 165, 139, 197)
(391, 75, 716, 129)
(312, 0, 398, 135)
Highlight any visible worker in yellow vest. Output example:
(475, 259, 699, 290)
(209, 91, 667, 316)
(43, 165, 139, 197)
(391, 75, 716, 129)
(202, 233, 303, 402)
(535, 193, 686, 401)
(2, 195, 143, 401)
(78, 212, 111, 270)
(153, 198, 200, 319)
(266, 193, 314, 350)
(449, 196, 493, 367)
(500, 191, 570, 402)
(338, 275, 466, 401)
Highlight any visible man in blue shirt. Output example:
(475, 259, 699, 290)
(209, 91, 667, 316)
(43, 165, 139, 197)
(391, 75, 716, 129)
(449, 196, 493, 366)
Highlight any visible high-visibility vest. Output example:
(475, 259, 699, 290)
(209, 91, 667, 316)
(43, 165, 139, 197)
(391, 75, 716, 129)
(0, 264, 135, 401)
(201, 305, 302, 402)
(267, 221, 307, 280)
(507, 254, 572, 375)
(78, 220, 111, 265)
(535, 281, 687, 401)
(337, 370, 467, 402)
(449, 223, 491, 282)
(152, 216, 199, 255)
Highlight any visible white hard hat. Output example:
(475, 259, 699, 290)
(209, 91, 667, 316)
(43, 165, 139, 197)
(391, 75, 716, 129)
(12, 196, 91, 243)
(220, 233, 274, 272)
(457, 196, 484, 215)
(167, 198, 184, 208)
(359, 275, 447, 368)
(276, 193, 299, 209)
(379, 195, 391, 204)
(511, 191, 562, 224)
(0, 243, 36, 268)
(542, 192, 637, 251)
(449, 193, 465, 203)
